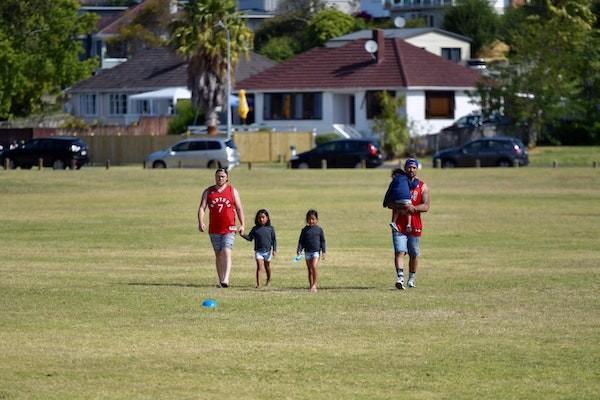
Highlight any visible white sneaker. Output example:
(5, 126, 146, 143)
(395, 279, 405, 290)
(407, 279, 415, 288)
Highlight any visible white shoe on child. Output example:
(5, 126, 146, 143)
(407, 278, 415, 288)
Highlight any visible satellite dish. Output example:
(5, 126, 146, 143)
(364, 40, 378, 54)
(394, 16, 406, 28)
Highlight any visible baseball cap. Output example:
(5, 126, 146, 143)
(404, 158, 419, 169)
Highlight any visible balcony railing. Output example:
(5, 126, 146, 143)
(387, 0, 455, 9)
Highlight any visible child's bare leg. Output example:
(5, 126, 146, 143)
(255, 259, 265, 288)
(264, 260, 272, 285)
(390, 209, 400, 232)
(307, 258, 319, 292)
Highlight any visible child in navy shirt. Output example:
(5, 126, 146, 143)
(383, 167, 412, 232)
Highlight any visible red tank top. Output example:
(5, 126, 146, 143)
(207, 184, 237, 234)
(395, 180, 425, 236)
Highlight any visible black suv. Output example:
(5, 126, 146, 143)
(1, 137, 90, 169)
(290, 139, 383, 169)
(433, 137, 529, 168)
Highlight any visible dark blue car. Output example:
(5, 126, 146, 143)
(290, 139, 383, 169)
(433, 137, 529, 168)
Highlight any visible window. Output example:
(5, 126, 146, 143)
(366, 90, 395, 119)
(80, 94, 96, 115)
(109, 94, 128, 115)
(463, 141, 485, 153)
(172, 141, 191, 152)
(441, 48, 462, 63)
(263, 92, 322, 120)
(135, 100, 150, 115)
(106, 41, 127, 58)
(425, 91, 454, 119)
(188, 141, 206, 151)
(205, 141, 221, 150)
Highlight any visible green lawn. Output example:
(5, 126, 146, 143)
(0, 166, 599, 399)
(525, 146, 599, 167)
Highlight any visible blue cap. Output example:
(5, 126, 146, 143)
(201, 299, 217, 308)
(404, 158, 419, 169)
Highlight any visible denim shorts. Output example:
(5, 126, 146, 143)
(392, 231, 420, 257)
(255, 250, 272, 261)
(210, 233, 235, 252)
(305, 251, 320, 260)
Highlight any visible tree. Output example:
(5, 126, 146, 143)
(255, 7, 366, 60)
(442, 0, 500, 57)
(276, 0, 326, 17)
(258, 36, 301, 62)
(169, 0, 253, 134)
(0, 0, 97, 120)
(371, 92, 409, 157)
(254, 14, 307, 59)
(305, 8, 364, 48)
(108, 0, 172, 57)
(479, 0, 599, 145)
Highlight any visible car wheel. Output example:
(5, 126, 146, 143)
(442, 159, 456, 168)
(298, 162, 309, 169)
(52, 160, 66, 170)
(207, 160, 221, 169)
(498, 159, 512, 167)
(152, 161, 166, 169)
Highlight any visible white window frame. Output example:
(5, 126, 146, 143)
(80, 94, 97, 116)
(109, 93, 128, 115)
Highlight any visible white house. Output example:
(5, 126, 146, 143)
(66, 47, 276, 125)
(326, 28, 472, 62)
(385, 0, 519, 28)
(236, 29, 482, 136)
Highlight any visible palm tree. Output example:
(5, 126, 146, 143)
(169, 0, 252, 135)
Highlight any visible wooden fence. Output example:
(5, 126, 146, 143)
(79, 131, 314, 165)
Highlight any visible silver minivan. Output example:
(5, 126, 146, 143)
(145, 137, 240, 169)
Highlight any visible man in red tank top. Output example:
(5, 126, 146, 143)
(198, 168, 245, 287)
(388, 159, 430, 290)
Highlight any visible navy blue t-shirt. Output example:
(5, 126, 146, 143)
(242, 225, 277, 252)
(297, 225, 326, 254)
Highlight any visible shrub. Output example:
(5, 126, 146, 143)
(167, 100, 201, 135)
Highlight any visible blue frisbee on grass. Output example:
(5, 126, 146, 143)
(201, 298, 217, 309)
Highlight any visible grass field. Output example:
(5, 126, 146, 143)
(1, 162, 599, 399)
(527, 146, 600, 167)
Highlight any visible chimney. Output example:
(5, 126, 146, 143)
(373, 29, 385, 64)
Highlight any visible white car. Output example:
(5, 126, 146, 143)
(145, 137, 240, 169)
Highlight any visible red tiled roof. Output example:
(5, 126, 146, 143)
(237, 38, 482, 91)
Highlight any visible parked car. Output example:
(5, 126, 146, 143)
(465, 58, 487, 70)
(289, 139, 383, 169)
(432, 137, 529, 168)
(0, 137, 89, 169)
(441, 112, 512, 133)
(145, 137, 240, 169)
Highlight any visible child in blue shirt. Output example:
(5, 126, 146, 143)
(383, 167, 412, 233)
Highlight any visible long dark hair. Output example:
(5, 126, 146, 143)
(305, 209, 318, 222)
(255, 209, 271, 226)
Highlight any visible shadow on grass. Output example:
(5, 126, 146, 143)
(125, 282, 381, 291)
